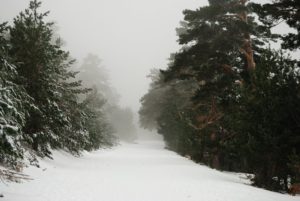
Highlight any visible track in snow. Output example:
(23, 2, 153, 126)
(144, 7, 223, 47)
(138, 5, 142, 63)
(0, 140, 298, 201)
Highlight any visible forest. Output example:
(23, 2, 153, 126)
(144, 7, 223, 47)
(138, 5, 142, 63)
(0, 0, 299, 199)
(0, 0, 136, 180)
(139, 0, 300, 193)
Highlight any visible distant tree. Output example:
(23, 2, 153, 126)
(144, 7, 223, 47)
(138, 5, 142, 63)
(108, 106, 137, 142)
(82, 88, 115, 150)
(140, 69, 199, 156)
(139, 69, 165, 130)
(78, 54, 120, 104)
(79, 54, 137, 142)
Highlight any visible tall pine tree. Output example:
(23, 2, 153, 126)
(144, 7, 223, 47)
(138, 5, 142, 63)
(0, 23, 31, 168)
(9, 0, 89, 156)
(161, 0, 270, 169)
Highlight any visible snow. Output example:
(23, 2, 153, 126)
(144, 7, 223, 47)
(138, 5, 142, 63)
(0, 139, 299, 201)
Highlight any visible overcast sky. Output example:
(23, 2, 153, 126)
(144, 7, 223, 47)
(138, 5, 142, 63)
(2, 0, 294, 117)
(0, 0, 210, 113)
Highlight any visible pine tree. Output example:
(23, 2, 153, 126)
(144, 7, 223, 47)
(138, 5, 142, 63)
(139, 69, 166, 131)
(253, 0, 300, 49)
(9, 0, 89, 156)
(78, 54, 136, 142)
(78, 54, 120, 104)
(0, 23, 32, 167)
(50, 50, 91, 154)
(139, 0, 300, 193)
(159, 0, 271, 169)
(226, 49, 300, 191)
(140, 69, 200, 157)
(82, 88, 114, 150)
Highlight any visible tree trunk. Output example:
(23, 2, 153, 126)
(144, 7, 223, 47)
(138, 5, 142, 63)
(239, 0, 256, 72)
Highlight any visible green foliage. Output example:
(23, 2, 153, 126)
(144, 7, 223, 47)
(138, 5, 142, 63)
(252, 0, 300, 50)
(139, 69, 201, 158)
(82, 88, 115, 151)
(8, 0, 94, 156)
(226, 50, 300, 191)
(0, 0, 115, 173)
(159, 0, 267, 170)
(139, 69, 166, 130)
(139, 0, 300, 193)
(0, 23, 29, 167)
(156, 81, 200, 157)
(9, 0, 60, 155)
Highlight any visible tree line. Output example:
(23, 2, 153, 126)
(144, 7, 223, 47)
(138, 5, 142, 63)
(0, 0, 134, 178)
(139, 0, 300, 192)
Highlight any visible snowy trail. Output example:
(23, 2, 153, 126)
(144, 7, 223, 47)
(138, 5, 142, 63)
(0, 140, 298, 201)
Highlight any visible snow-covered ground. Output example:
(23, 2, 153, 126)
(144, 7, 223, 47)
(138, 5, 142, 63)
(0, 139, 298, 201)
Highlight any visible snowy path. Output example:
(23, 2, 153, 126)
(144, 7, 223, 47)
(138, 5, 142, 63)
(0, 140, 298, 201)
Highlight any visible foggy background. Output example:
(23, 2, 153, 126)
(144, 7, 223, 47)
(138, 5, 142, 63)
(1, 0, 292, 136)
(0, 0, 207, 113)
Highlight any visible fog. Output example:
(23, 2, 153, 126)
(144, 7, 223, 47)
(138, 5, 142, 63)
(0, 0, 293, 135)
(0, 0, 209, 113)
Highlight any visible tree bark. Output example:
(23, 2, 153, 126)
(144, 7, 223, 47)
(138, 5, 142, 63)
(239, 0, 256, 72)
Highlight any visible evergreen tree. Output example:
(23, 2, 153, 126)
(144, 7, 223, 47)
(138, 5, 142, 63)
(78, 54, 136, 142)
(82, 88, 114, 151)
(139, 69, 166, 131)
(139, 0, 300, 193)
(253, 0, 300, 49)
(78, 54, 120, 104)
(51, 52, 91, 154)
(160, 0, 271, 169)
(0, 1, 117, 179)
(140, 69, 200, 158)
(9, 0, 89, 156)
(0, 23, 31, 167)
(226, 49, 300, 191)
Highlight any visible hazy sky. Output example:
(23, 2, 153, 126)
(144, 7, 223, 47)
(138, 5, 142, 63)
(0, 0, 209, 112)
(1, 0, 293, 116)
